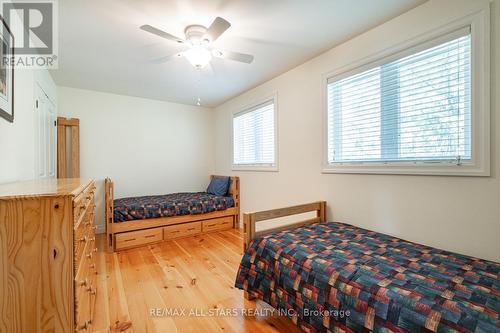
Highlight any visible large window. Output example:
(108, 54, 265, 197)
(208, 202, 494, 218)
(325, 24, 489, 176)
(233, 98, 277, 170)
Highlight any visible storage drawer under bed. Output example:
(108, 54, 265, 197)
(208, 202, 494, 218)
(115, 228, 163, 250)
(202, 216, 233, 232)
(164, 221, 201, 239)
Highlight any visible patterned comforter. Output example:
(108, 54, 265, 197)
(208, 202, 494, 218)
(113, 192, 234, 222)
(235, 222, 500, 333)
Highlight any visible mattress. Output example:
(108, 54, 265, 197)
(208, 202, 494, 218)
(113, 192, 234, 222)
(235, 222, 499, 333)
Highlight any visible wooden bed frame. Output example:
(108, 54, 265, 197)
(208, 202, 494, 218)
(105, 175, 240, 251)
(242, 201, 326, 299)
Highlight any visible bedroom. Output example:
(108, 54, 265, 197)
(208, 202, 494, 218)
(0, 0, 498, 332)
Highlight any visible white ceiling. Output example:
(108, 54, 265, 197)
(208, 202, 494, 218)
(51, 0, 426, 107)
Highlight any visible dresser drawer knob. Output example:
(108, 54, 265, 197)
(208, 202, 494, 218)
(79, 319, 92, 330)
(79, 278, 89, 287)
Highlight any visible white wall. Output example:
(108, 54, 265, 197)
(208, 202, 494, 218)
(0, 69, 56, 184)
(58, 87, 215, 232)
(214, 0, 500, 262)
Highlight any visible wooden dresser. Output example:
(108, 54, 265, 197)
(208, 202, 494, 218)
(0, 178, 97, 333)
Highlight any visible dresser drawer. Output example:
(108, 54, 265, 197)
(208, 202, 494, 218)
(202, 217, 233, 232)
(164, 222, 201, 239)
(74, 183, 95, 225)
(115, 228, 163, 250)
(74, 209, 94, 268)
(75, 254, 93, 332)
(75, 288, 91, 332)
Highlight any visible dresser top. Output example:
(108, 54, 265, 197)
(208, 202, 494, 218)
(0, 178, 92, 200)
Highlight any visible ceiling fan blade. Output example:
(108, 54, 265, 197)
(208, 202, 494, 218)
(150, 52, 184, 64)
(205, 17, 231, 42)
(212, 49, 254, 64)
(140, 24, 185, 44)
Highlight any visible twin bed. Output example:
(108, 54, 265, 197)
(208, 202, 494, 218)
(237, 202, 499, 333)
(105, 175, 240, 251)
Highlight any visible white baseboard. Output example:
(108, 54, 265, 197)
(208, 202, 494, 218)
(95, 223, 106, 234)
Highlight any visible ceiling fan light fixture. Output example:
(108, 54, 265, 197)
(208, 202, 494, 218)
(184, 46, 212, 69)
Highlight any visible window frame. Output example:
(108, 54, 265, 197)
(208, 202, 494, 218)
(231, 93, 279, 172)
(322, 9, 490, 176)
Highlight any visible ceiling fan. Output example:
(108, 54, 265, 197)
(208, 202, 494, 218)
(140, 17, 254, 69)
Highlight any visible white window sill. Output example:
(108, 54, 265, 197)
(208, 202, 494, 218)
(322, 162, 490, 177)
(232, 165, 278, 172)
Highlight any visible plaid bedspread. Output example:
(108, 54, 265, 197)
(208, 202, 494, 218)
(235, 222, 500, 333)
(113, 192, 234, 222)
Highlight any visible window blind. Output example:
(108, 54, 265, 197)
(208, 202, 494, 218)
(233, 100, 275, 166)
(327, 27, 471, 165)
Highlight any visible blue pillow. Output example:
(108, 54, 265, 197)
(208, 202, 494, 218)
(207, 177, 230, 196)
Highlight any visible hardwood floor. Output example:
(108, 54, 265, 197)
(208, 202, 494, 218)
(92, 228, 302, 333)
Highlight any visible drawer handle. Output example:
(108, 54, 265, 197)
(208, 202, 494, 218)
(171, 230, 180, 234)
(79, 320, 92, 330)
(124, 238, 136, 242)
(79, 278, 89, 287)
(187, 228, 196, 231)
(144, 235, 157, 238)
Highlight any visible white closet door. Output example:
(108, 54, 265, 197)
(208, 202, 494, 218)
(35, 84, 57, 179)
(47, 99, 56, 177)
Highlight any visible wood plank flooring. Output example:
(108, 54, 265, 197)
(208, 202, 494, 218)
(92, 229, 302, 333)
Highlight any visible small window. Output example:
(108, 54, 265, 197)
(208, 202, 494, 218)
(324, 25, 488, 176)
(232, 98, 277, 171)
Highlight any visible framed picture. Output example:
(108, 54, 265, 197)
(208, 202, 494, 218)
(0, 16, 14, 123)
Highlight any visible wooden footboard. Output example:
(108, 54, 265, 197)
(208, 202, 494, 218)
(243, 201, 326, 249)
(105, 177, 114, 250)
(105, 175, 240, 251)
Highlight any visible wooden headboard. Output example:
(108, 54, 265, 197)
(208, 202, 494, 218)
(243, 201, 326, 249)
(210, 175, 239, 203)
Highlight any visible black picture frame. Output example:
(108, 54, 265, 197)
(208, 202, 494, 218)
(0, 15, 14, 123)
